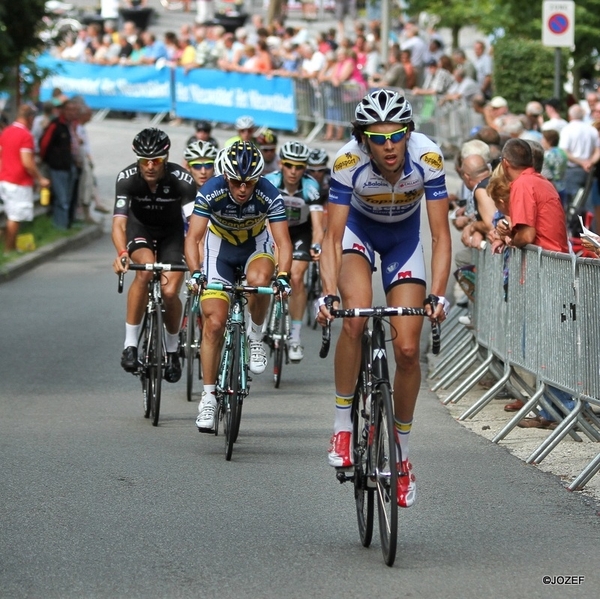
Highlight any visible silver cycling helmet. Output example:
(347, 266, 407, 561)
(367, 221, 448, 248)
(221, 141, 265, 180)
(307, 148, 329, 167)
(235, 115, 255, 130)
(354, 89, 413, 126)
(214, 147, 227, 176)
(184, 140, 219, 163)
(279, 140, 311, 162)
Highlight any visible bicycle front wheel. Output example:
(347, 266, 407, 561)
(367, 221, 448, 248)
(149, 307, 163, 427)
(353, 371, 374, 547)
(140, 313, 151, 419)
(185, 298, 201, 402)
(373, 382, 398, 566)
(224, 325, 241, 460)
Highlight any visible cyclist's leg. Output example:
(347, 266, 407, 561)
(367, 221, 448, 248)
(288, 228, 311, 358)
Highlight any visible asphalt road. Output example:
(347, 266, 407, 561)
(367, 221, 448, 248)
(1, 119, 600, 598)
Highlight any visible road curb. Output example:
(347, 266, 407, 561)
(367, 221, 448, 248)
(0, 224, 104, 284)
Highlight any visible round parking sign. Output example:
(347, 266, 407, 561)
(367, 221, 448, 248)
(548, 13, 569, 34)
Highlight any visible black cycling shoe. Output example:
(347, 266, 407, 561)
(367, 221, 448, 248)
(165, 351, 182, 383)
(121, 346, 138, 373)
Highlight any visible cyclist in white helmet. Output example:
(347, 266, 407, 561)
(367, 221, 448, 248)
(225, 115, 256, 147)
(317, 89, 452, 508)
(183, 140, 218, 189)
(265, 140, 323, 362)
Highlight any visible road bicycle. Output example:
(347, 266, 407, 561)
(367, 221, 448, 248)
(179, 286, 202, 402)
(203, 274, 275, 460)
(304, 259, 322, 330)
(263, 291, 290, 388)
(320, 300, 440, 566)
(118, 262, 188, 426)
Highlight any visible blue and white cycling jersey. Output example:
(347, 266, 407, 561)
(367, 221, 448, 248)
(328, 133, 448, 223)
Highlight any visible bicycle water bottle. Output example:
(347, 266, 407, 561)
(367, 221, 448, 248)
(40, 187, 51, 206)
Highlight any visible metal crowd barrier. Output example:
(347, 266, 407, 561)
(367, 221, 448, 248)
(294, 79, 475, 147)
(430, 245, 600, 490)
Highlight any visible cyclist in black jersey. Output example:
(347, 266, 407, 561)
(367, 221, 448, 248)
(113, 128, 197, 383)
(265, 141, 324, 362)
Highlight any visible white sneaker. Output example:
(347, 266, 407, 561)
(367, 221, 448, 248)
(196, 392, 216, 432)
(288, 342, 304, 362)
(249, 340, 267, 374)
(458, 314, 471, 326)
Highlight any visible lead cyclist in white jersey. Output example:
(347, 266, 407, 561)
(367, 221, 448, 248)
(317, 89, 452, 508)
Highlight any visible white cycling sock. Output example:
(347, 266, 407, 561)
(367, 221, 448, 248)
(165, 331, 179, 353)
(290, 320, 302, 344)
(333, 393, 353, 434)
(124, 322, 142, 348)
(201, 384, 216, 408)
(248, 317, 264, 341)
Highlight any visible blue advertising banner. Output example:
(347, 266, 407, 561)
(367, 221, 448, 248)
(173, 68, 297, 131)
(37, 56, 172, 113)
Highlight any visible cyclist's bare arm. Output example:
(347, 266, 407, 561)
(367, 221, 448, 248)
(309, 208, 325, 259)
(269, 220, 294, 275)
(184, 214, 210, 273)
(318, 202, 349, 322)
(425, 197, 452, 321)
(112, 215, 129, 273)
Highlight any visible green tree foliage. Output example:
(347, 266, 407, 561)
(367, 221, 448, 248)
(493, 37, 566, 114)
(0, 0, 47, 67)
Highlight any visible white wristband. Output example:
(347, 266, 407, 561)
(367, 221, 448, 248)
(317, 296, 328, 308)
(437, 295, 451, 316)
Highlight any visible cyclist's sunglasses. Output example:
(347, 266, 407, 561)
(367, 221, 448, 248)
(189, 161, 215, 170)
(307, 166, 328, 172)
(137, 155, 167, 166)
(282, 162, 306, 171)
(363, 127, 408, 145)
(228, 177, 259, 187)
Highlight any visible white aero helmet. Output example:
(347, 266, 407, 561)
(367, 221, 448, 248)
(235, 115, 255, 130)
(354, 89, 413, 126)
(184, 140, 218, 163)
(214, 147, 227, 176)
(279, 140, 311, 163)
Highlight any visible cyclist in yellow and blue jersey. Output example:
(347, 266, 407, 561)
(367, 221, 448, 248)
(185, 141, 293, 433)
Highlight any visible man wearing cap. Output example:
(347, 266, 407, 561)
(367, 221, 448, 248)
(484, 96, 509, 131)
(186, 120, 219, 149)
(224, 115, 256, 147)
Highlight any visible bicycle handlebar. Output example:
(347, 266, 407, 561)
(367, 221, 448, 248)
(319, 305, 441, 358)
(205, 282, 276, 295)
(116, 262, 188, 294)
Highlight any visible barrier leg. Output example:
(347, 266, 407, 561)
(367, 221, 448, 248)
(568, 452, 600, 490)
(430, 343, 479, 392)
(492, 384, 546, 443)
(458, 365, 513, 420)
(441, 353, 494, 405)
(429, 334, 474, 380)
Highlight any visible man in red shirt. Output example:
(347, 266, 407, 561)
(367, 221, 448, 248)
(496, 138, 569, 253)
(0, 104, 50, 253)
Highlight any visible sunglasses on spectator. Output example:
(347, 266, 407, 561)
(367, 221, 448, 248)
(363, 127, 408, 145)
(137, 155, 167, 166)
(282, 162, 306, 171)
(227, 177, 259, 187)
(189, 161, 214, 170)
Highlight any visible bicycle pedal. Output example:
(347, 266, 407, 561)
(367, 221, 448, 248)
(335, 468, 354, 483)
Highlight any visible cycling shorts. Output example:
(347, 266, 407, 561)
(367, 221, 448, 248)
(203, 228, 275, 302)
(342, 206, 426, 293)
(290, 223, 313, 262)
(126, 213, 185, 265)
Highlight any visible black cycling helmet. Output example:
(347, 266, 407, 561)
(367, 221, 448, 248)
(307, 148, 329, 168)
(195, 119, 212, 132)
(221, 141, 264, 181)
(132, 128, 171, 158)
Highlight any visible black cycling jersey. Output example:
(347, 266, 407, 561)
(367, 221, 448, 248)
(114, 162, 197, 228)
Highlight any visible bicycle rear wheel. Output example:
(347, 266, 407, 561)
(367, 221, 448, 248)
(373, 382, 398, 566)
(353, 370, 374, 547)
(273, 300, 285, 389)
(149, 307, 164, 427)
(224, 325, 241, 460)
